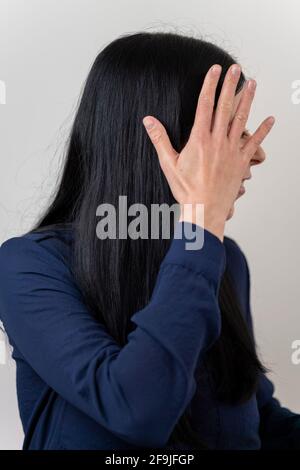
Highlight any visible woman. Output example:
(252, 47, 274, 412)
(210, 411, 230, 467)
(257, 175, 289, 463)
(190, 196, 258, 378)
(0, 31, 299, 450)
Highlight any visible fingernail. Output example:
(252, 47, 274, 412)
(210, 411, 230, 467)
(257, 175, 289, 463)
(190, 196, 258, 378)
(143, 117, 155, 129)
(268, 116, 275, 125)
(248, 79, 257, 91)
(231, 64, 241, 76)
(212, 64, 222, 75)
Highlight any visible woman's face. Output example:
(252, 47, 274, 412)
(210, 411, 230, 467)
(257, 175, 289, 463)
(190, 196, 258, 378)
(215, 85, 266, 220)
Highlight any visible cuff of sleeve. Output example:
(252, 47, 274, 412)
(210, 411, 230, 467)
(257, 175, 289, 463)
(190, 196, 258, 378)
(161, 221, 227, 283)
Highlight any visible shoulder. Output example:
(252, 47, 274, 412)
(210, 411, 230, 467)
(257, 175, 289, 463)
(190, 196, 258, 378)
(0, 226, 74, 280)
(0, 227, 83, 329)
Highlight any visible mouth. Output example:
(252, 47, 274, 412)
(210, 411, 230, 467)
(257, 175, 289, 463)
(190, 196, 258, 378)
(236, 184, 246, 198)
(237, 175, 251, 197)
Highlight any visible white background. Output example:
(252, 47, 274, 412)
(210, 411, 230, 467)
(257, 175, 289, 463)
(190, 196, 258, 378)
(0, 0, 299, 449)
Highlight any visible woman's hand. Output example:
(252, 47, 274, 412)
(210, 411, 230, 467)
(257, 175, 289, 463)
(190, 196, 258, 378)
(142, 63, 275, 242)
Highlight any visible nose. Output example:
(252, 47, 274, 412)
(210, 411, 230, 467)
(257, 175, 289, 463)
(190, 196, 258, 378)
(250, 144, 266, 166)
(242, 145, 266, 182)
(241, 129, 266, 166)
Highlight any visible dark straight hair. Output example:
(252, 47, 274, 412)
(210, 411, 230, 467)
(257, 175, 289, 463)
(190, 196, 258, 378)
(31, 31, 267, 449)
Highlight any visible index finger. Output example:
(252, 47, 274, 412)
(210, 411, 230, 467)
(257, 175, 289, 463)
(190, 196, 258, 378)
(190, 64, 222, 140)
(242, 116, 275, 160)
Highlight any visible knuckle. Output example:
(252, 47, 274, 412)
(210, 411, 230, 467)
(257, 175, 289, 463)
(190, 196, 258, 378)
(253, 136, 262, 147)
(234, 112, 247, 124)
(200, 93, 214, 107)
(219, 100, 232, 112)
(150, 129, 163, 145)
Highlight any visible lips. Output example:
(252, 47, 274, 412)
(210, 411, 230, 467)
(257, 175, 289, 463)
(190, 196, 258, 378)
(236, 185, 246, 198)
(237, 176, 250, 198)
(242, 175, 252, 182)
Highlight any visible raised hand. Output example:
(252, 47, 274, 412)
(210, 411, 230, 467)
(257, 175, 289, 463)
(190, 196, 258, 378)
(143, 63, 275, 242)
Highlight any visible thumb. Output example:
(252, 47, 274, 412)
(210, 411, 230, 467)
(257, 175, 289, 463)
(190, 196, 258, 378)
(142, 116, 178, 170)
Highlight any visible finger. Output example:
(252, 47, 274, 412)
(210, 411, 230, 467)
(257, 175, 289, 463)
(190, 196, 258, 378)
(142, 116, 178, 170)
(229, 79, 257, 142)
(240, 130, 266, 164)
(190, 64, 222, 140)
(241, 116, 275, 159)
(212, 63, 242, 138)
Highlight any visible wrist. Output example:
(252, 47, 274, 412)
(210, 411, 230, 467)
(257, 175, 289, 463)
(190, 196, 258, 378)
(179, 204, 226, 242)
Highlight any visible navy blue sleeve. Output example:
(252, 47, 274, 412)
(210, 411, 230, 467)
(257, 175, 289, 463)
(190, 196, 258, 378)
(242, 248, 300, 449)
(0, 222, 226, 448)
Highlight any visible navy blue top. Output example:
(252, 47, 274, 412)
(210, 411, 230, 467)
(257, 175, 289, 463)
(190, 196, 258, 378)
(0, 222, 299, 450)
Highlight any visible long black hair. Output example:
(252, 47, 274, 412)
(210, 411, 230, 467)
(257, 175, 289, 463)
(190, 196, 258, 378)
(31, 31, 267, 449)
